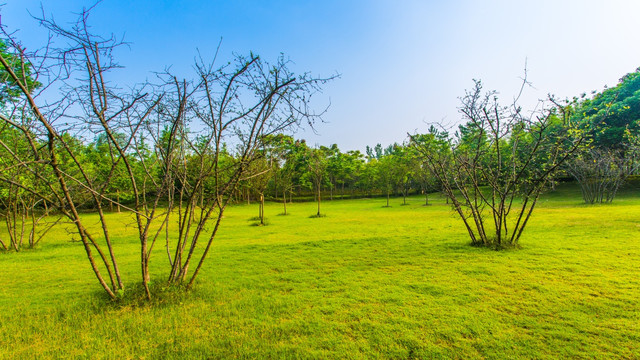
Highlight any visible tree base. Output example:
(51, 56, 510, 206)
(469, 240, 521, 251)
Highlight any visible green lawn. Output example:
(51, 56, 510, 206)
(1, 187, 639, 359)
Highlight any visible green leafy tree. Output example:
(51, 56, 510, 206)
(0, 38, 40, 107)
(392, 144, 416, 205)
(304, 145, 330, 216)
(358, 158, 379, 197)
(376, 153, 396, 207)
(568, 67, 640, 149)
(342, 150, 366, 198)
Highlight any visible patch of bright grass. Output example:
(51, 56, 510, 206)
(0, 186, 639, 358)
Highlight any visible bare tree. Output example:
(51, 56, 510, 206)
(0, 7, 333, 299)
(0, 155, 59, 251)
(565, 147, 638, 204)
(411, 79, 584, 248)
(0, 12, 142, 298)
(151, 53, 333, 289)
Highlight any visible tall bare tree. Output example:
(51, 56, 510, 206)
(0, 7, 333, 299)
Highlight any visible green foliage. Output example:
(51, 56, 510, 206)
(0, 38, 41, 107)
(570, 67, 640, 149)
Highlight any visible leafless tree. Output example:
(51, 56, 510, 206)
(565, 147, 638, 204)
(411, 78, 584, 247)
(0, 157, 59, 251)
(149, 52, 333, 289)
(0, 7, 333, 299)
(0, 12, 139, 299)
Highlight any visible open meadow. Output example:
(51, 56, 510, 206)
(1, 186, 639, 359)
(3, 1, 640, 359)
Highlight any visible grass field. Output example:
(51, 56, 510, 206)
(1, 186, 639, 359)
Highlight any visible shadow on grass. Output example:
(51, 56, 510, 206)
(0, 246, 45, 254)
(469, 239, 522, 251)
(247, 216, 269, 226)
(431, 237, 524, 254)
(90, 281, 194, 312)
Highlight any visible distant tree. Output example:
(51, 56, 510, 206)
(306, 146, 329, 217)
(262, 134, 295, 213)
(377, 153, 396, 207)
(278, 138, 309, 213)
(565, 131, 639, 204)
(263, 134, 294, 199)
(393, 144, 415, 205)
(342, 150, 366, 198)
(325, 144, 341, 200)
(358, 159, 378, 197)
(248, 155, 271, 225)
(374, 143, 383, 159)
(365, 145, 374, 160)
(409, 134, 441, 206)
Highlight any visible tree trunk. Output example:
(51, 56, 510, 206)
(260, 193, 265, 225)
(274, 172, 278, 200)
(317, 186, 321, 216)
(283, 191, 287, 215)
(200, 186, 204, 209)
(142, 253, 151, 300)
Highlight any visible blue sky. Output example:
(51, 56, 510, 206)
(3, 0, 640, 151)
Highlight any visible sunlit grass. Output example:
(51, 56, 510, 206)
(0, 186, 639, 358)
